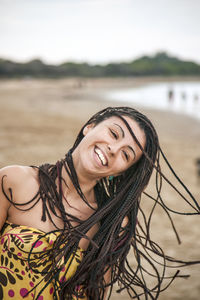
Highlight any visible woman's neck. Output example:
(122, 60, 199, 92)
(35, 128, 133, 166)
(61, 162, 97, 204)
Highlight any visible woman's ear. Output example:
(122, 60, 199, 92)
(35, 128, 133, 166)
(83, 123, 95, 136)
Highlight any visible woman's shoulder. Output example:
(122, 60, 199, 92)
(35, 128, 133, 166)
(0, 165, 38, 186)
(0, 165, 39, 230)
(0, 165, 39, 200)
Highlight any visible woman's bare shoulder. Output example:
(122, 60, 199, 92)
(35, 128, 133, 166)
(0, 165, 39, 196)
(0, 165, 38, 230)
(0, 165, 37, 182)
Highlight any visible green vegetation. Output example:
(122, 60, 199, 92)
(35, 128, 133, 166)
(0, 52, 200, 78)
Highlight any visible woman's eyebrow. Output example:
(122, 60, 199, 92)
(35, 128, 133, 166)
(113, 123, 136, 159)
(128, 146, 136, 159)
(114, 123, 125, 137)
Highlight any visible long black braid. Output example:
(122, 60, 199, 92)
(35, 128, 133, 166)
(1, 106, 200, 299)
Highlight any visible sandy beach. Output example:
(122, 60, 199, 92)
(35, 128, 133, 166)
(0, 77, 200, 300)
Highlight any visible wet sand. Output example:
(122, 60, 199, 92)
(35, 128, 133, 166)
(0, 78, 200, 300)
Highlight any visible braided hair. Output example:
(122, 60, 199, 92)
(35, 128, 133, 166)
(2, 106, 200, 299)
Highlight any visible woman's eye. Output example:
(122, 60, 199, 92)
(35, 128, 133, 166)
(122, 150, 129, 161)
(110, 129, 118, 139)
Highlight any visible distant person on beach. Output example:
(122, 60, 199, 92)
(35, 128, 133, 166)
(0, 106, 200, 300)
(194, 93, 199, 103)
(181, 91, 187, 101)
(168, 88, 174, 103)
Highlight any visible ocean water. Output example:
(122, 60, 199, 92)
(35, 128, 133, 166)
(105, 81, 200, 120)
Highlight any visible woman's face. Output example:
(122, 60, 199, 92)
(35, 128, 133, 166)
(73, 116, 146, 180)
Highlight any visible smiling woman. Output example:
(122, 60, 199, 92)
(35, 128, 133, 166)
(73, 116, 146, 180)
(0, 106, 200, 300)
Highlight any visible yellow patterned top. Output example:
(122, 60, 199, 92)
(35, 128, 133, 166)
(0, 221, 85, 300)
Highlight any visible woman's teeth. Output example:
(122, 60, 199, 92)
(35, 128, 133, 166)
(95, 147, 107, 166)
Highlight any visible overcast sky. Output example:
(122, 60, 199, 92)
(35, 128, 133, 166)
(0, 0, 200, 65)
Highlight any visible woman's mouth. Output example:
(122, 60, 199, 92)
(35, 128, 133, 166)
(94, 146, 108, 166)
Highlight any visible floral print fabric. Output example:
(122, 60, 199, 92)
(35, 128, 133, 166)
(0, 222, 83, 300)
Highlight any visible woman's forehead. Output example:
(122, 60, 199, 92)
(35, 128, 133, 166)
(101, 115, 138, 129)
(100, 115, 146, 145)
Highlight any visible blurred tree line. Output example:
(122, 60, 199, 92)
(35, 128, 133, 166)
(0, 52, 200, 78)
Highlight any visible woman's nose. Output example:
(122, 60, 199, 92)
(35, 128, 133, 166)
(107, 144, 116, 156)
